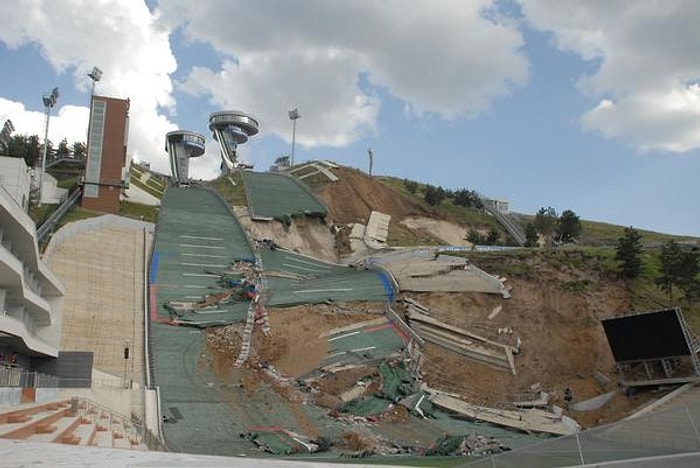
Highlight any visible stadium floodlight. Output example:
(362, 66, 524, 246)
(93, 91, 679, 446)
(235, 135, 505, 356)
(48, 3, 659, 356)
(87, 66, 103, 96)
(0, 120, 14, 149)
(38, 87, 60, 206)
(288, 108, 300, 166)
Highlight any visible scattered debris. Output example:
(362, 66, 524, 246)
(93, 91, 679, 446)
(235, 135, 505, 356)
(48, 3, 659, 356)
(425, 433, 510, 457)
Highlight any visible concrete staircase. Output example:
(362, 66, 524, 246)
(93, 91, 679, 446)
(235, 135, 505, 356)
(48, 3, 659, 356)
(0, 398, 147, 450)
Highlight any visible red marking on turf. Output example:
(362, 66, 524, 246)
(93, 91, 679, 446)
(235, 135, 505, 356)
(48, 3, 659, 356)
(149, 285, 157, 321)
(362, 323, 392, 334)
(391, 323, 410, 343)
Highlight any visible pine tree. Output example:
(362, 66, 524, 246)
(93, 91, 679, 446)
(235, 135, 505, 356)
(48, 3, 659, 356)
(557, 209, 582, 243)
(615, 226, 644, 279)
(656, 240, 683, 303)
(534, 206, 558, 245)
(524, 222, 538, 247)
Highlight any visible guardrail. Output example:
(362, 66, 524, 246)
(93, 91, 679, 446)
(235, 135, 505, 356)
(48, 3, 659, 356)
(36, 186, 81, 242)
(478, 196, 526, 246)
(76, 396, 167, 451)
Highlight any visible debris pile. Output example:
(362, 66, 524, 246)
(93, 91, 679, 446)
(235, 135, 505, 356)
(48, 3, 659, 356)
(425, 433, 510, 457)
(162, 259, 259, 327)
(241, 428, 327, 455)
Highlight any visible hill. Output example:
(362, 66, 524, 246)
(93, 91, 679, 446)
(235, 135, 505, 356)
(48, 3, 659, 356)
(199, 162, 699, 431)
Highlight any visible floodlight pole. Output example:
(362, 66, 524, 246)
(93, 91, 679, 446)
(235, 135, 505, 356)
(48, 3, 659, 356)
(87, 66, 103, 97)
(38, 87, 59, 207)
(288, 108, 300, 166)
(84, 66, 102, 172)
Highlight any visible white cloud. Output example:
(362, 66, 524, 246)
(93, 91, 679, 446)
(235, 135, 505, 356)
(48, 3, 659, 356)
(519, 0, 700, 153)
(1, 1, 530, 179)
(0, 98, 88, 147)
(0, 0, 178, 173)
(161, 0, 529, 146)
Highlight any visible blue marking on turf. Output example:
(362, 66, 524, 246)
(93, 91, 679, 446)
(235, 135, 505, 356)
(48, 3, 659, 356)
(150, 252, 160, 283)
(376, 271, 395, 303)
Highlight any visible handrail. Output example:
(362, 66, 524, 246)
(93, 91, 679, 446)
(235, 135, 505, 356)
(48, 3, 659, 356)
(36, 186, 81, 243)
(76, 396, 167, 451)
(480, 197, 526, 246)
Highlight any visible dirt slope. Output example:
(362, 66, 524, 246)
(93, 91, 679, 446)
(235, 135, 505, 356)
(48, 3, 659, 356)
(227, 166, 656, 430)
(316, 166, 434, 224)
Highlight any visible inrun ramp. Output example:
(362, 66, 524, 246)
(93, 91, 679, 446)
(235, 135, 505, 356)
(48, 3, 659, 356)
(149, 186, 255, 456)
(241, 170, 327, 221)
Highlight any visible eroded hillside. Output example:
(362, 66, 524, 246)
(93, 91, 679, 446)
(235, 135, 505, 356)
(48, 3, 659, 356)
(220, 165, 672, 429)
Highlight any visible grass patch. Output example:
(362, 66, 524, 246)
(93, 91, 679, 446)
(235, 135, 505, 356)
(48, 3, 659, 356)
(129, 177, 164, 199)
(387, 219, 442, 247)
(29, 204, 56, 225)
(207, 171, 247, 206)
(561, 279, 590, 293)
(119, 201, 159, 223)
(57, 176, 80, 189)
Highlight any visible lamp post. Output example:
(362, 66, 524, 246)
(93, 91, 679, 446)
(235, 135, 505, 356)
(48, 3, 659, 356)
(87, 66, 103, 96)
(38, 87, 59, 207)
(288, 108, 300, 166)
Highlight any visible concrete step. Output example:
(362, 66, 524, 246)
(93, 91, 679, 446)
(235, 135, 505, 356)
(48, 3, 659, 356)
(27, 414, 83, 443)
(0, 406, 72, 439)
(70, 418, 98, 446)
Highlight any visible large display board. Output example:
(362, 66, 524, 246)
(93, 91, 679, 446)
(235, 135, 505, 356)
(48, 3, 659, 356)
(602, 309, 691, 362)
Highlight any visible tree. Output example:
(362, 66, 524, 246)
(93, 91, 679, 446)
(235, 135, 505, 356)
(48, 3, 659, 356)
(534, 206, 558, 245)
(424, 184, 446, 206)
(5, 134, 42, 167)
(452, 189, 481, 209)
(557, 209, 582, 243)
(524, 222, 538, 247)
(615, 226, 644, 279)
(55, 138, 71, 160)
(486, 228, 499, 245)
(656, 240, 684, 303)
(72, 141, 86, 159)
(404, 179, 419, 194)
(466, 228, 481, 245)
(679, 248, 700, 306)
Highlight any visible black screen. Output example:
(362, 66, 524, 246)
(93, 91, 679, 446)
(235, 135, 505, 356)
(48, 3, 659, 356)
(602, 309, 690, 362)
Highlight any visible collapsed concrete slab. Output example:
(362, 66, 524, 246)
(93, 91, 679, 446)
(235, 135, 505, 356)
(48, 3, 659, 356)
(365, 249, 510, 297)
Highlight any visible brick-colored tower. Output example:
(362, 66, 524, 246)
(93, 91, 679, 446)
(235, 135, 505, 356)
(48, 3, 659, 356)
(81, 95, 130, 213)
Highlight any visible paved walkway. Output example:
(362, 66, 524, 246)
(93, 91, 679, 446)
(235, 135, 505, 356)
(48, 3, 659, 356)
(44, 216, 152, 385)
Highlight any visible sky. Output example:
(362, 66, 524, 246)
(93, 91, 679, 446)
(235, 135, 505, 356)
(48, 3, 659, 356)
(1, 0, 699, 237)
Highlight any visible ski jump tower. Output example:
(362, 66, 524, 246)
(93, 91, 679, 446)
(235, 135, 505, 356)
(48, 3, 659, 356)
(165, 130, 205, 184)
(208, 111, 259, 173)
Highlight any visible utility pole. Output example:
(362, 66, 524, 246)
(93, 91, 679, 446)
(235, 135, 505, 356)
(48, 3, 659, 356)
(367, 147, 374, 176)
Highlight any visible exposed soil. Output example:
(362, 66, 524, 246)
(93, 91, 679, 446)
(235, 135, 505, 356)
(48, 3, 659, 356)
(407, 251, 656, 428)
(215, 164, 666, 434)
(316, 166, 434, 224)
(256, 305, 378, 378)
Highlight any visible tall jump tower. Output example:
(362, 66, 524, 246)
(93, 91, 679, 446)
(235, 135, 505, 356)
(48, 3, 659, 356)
(208, 111, 259, 172)
(165, 130, 205, 183)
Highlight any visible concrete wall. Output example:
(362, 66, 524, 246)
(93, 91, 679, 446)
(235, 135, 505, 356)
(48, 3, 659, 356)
(0, 156, 30, 210)
(0, 387, 21, 405)
(38, 172, 68, 205)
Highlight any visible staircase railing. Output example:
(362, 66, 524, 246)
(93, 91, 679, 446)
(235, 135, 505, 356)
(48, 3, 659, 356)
(36, 186, 81, 243)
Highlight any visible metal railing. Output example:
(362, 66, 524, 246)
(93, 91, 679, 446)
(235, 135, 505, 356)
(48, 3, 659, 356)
(36, 185, 81, 242)
(0, 366, 139, 389)
(479, 196, 526, 246)
(76, 397, 167, 451)
(0, 367, 59, 388)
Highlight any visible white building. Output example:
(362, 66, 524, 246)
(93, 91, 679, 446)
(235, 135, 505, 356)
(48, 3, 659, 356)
(0, 182, 65, 366)
(0, 156, 31, 211)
